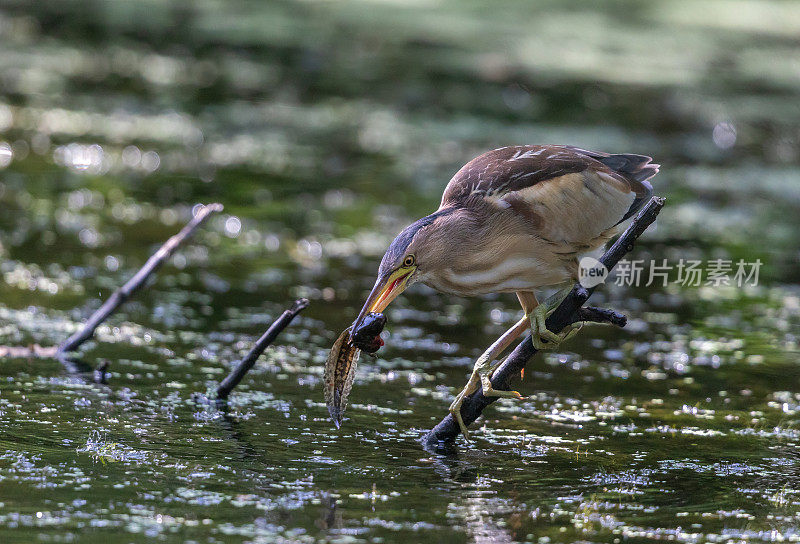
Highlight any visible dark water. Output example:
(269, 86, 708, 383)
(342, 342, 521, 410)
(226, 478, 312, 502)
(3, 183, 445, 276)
(1, 1, 799, 542)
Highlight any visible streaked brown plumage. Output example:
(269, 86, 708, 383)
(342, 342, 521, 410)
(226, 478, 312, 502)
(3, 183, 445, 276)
(347, 144, 659, 439)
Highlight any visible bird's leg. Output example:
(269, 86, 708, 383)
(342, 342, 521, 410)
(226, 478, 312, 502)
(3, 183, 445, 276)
(527, 287, 581, 350)
(448, 315, 529, 440)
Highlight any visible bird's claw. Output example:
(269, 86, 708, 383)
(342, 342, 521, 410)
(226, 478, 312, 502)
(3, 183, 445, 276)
(449, 368, 482, 440)
(449, 367, 526, 441)
(529, 290, 581, 350)
(449, 396, 470, 441)
(531, 324, 579, 350)
(479, 370, 524, 402)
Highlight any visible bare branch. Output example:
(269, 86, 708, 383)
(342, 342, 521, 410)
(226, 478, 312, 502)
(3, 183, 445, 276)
(57, 203, 223, 354)
(216, 298, 309, 400)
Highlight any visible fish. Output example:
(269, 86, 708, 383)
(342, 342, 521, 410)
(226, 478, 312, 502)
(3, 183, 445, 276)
(324, 313, 387, 428)
(324, 326, 361, 428)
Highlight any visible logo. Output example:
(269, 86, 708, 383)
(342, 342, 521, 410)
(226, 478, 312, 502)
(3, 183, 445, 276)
(578, 256, 608, 288)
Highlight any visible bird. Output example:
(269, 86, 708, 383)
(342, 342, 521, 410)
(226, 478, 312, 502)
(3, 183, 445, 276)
(350, 144, 658, 439)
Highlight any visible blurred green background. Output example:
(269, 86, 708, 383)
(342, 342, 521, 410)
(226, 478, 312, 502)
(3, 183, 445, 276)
(0, 1, 798, 543)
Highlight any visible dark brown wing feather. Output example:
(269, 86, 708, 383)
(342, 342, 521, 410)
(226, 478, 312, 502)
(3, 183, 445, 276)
(440, 145, 658, 222)
(563, 146, 658, 222)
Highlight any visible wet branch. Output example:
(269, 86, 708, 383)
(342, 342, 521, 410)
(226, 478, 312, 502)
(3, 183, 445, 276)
(57, 203, 224, 354)
(424, 196, 665, 450)
(216, 298, 309, 400)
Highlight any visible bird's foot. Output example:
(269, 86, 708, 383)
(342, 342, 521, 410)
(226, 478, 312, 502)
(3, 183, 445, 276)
(448, 371, 480, 440)
(528, 288, 581, 350)
(479, 369, 524, 401)
(449, 354, 525, 440)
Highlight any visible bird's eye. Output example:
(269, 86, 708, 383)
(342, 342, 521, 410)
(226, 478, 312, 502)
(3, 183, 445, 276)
(403, 255, 416, 267)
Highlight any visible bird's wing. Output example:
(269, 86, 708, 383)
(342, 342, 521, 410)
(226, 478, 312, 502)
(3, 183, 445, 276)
(440, 145, 658, 245)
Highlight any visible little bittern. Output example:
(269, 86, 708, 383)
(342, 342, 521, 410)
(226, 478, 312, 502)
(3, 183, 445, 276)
(351, 145, 658, 439)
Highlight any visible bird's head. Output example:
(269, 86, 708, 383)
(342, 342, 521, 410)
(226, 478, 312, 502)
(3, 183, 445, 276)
(351, 209, 456, 337)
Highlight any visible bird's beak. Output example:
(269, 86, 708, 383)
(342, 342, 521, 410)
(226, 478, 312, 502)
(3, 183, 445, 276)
(351, 267, 415, 339)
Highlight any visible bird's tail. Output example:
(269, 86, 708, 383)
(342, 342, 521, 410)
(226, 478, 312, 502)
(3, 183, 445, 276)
(595, 153, 659, 184)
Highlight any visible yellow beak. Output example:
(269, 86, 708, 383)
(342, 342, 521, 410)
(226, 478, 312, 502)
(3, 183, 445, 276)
(351, 266, 415, 338)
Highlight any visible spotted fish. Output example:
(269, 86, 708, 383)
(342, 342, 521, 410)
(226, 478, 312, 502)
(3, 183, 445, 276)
(324, 327, 360, 429)
(324, 313, 386, 427)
